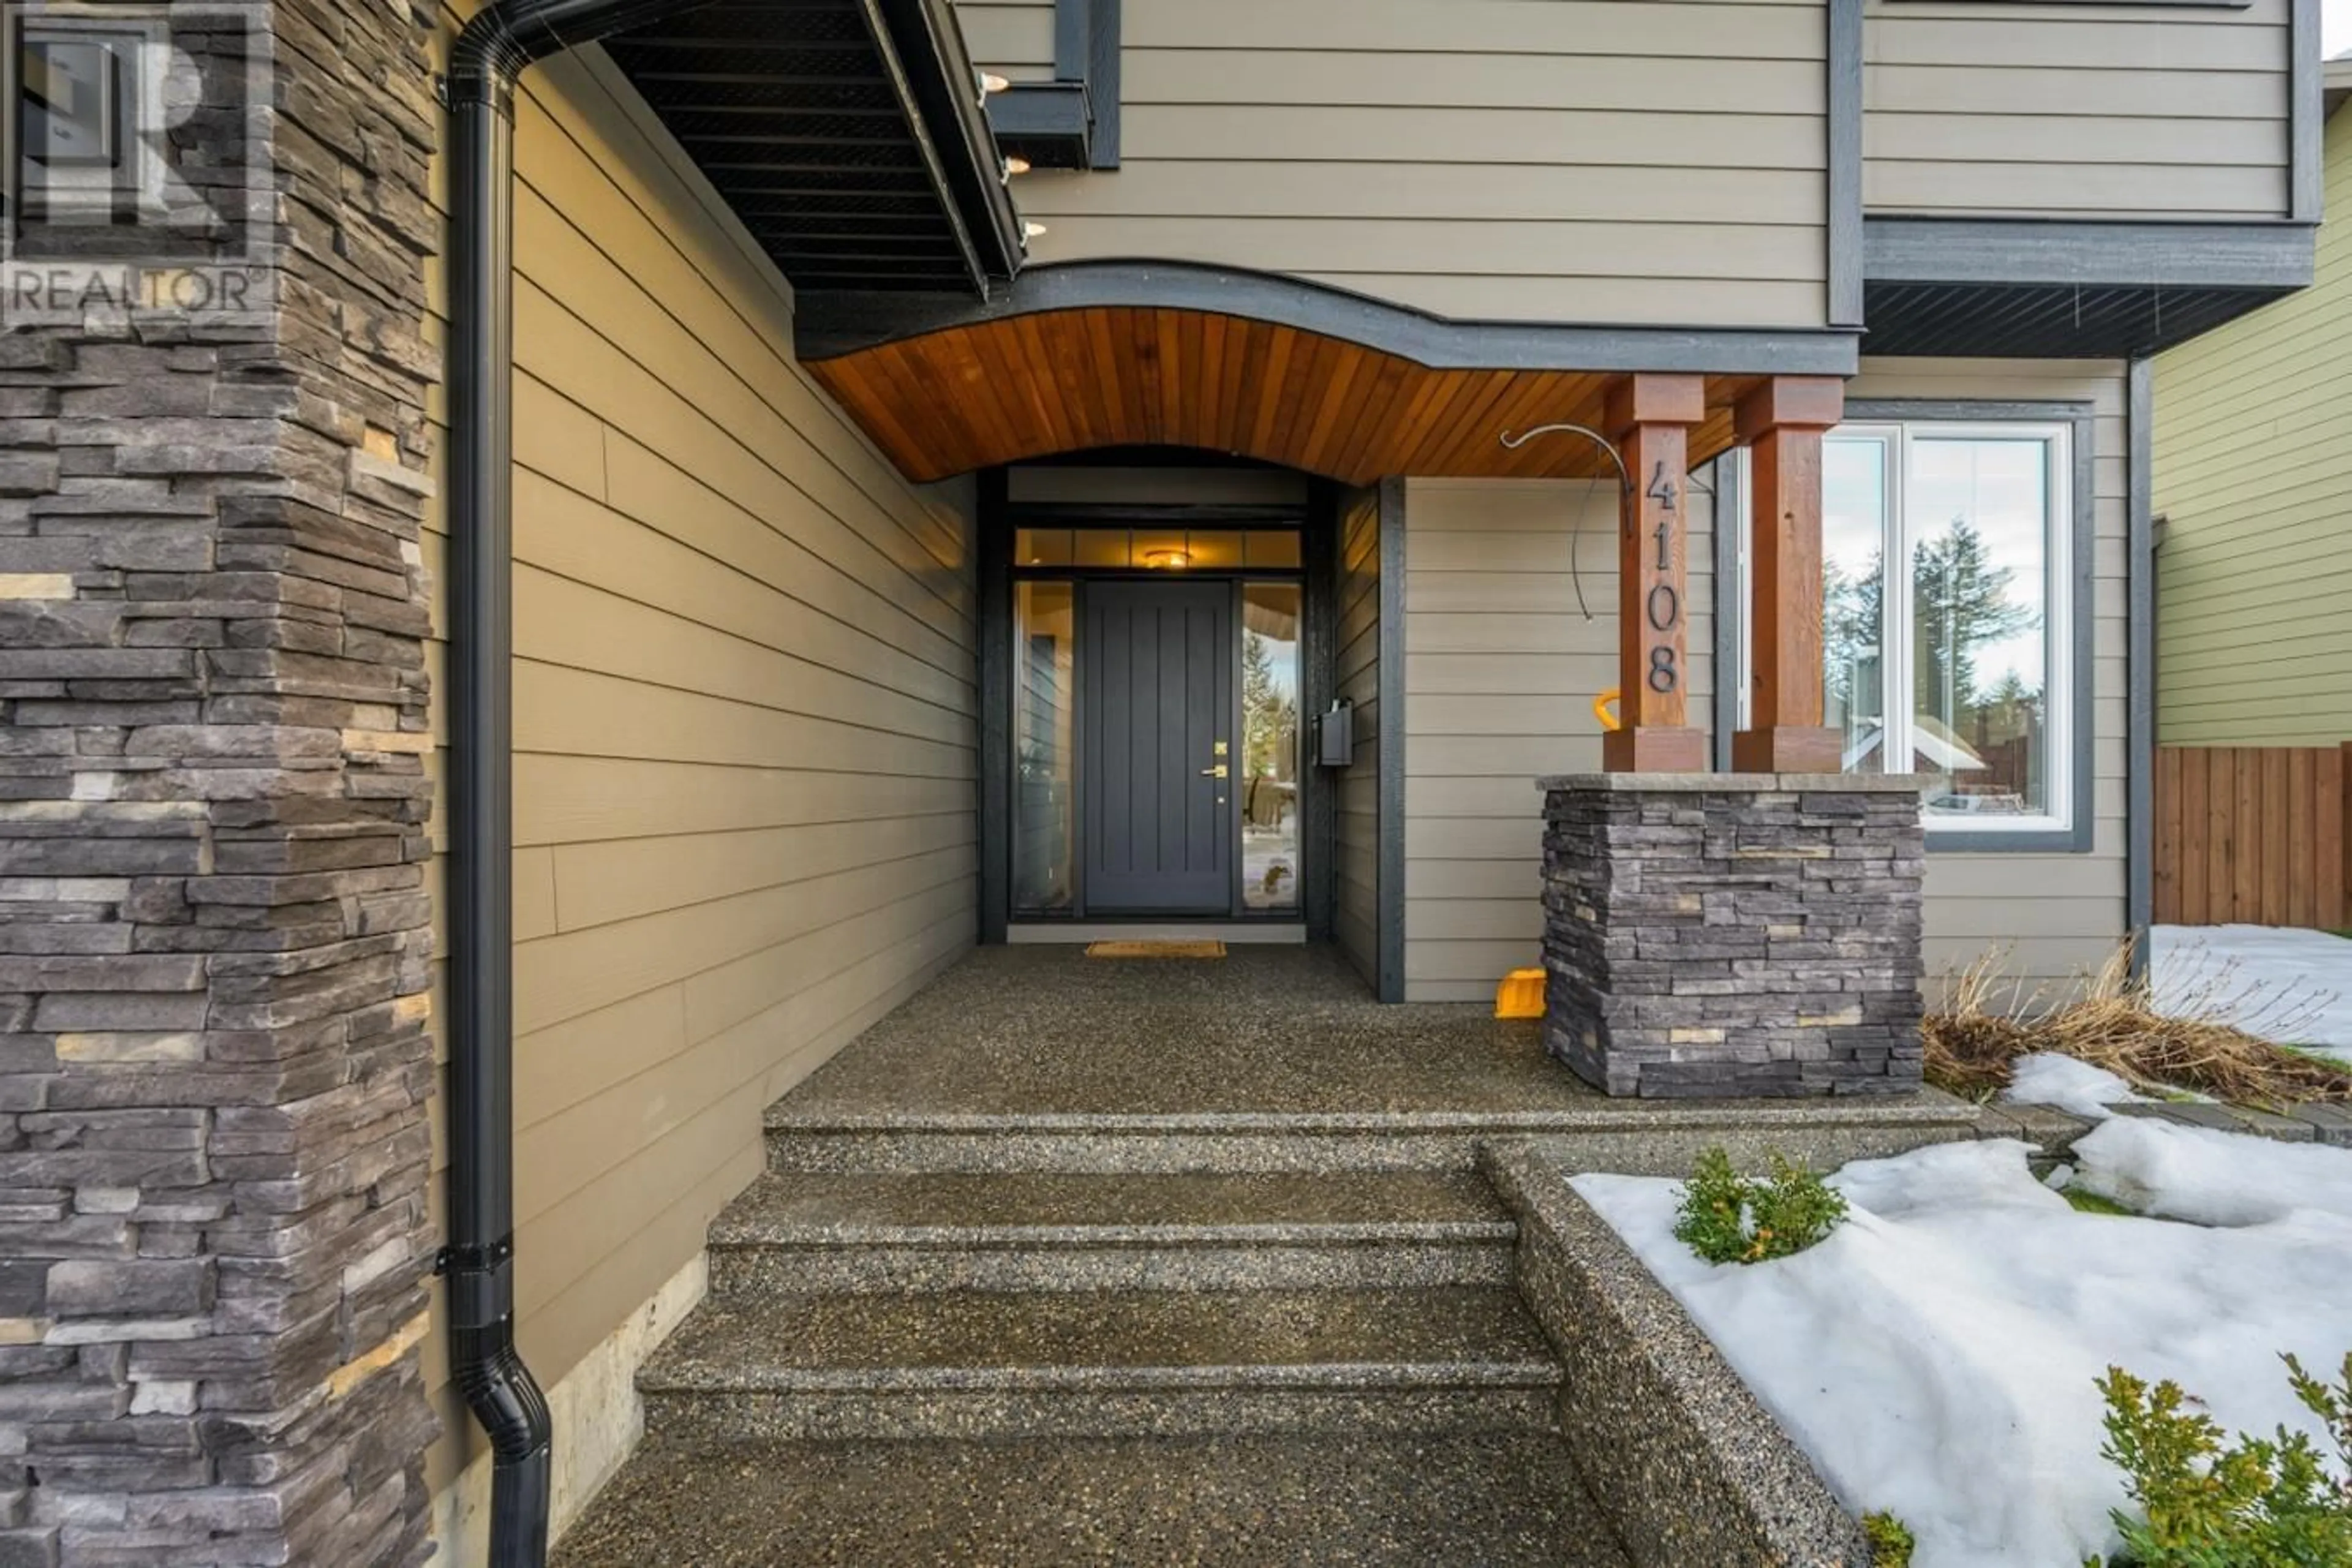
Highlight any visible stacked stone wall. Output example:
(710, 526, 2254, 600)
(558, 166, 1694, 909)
(1541, 775, 1926, 1099)
(0, 2, 443, 1563)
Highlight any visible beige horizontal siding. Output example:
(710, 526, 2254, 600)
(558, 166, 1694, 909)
(1863, 0, 2292, 218)
(997, 0, 1830, 328)
(417, 28, 976, 1501)
(1400, 477, 1718, 1003)
(2152, 113, 2352, 744)
(1336, 486, 1384, 989)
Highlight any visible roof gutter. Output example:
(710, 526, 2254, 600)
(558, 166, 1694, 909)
(440, 4, 715, 1564)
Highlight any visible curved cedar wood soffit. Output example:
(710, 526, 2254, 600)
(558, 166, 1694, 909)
(798, 262, 1860, 485)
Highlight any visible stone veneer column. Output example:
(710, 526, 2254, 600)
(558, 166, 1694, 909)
(0, 2, 443, 1564)
(1540, 774, 1926, 1099)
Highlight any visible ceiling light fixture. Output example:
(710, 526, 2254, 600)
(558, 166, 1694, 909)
(1143, 548, 1190, 570)
(1004, 156, 1032, 176)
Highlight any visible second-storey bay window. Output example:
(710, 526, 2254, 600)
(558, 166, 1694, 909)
(1741, 420, 2078, 840)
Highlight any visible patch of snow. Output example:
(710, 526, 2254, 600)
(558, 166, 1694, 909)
(2002, 1053, 2142, 1120)
(2070, 1114, 2352, 1226)
(2150, 924, 2352, 1064)
(1572, 1133, 2352, 1568)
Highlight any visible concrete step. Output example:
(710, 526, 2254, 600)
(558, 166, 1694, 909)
(554, 1430, 1631, 1568)
(638, 1286, 1562, 1441)
(762, 1096, 1985, 1175)
(706, 1169, 1517, 1293)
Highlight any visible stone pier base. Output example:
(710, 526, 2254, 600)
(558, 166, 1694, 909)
(1539, 774, 1926, 1099)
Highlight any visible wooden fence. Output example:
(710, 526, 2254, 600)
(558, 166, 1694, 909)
(2154, 744, 2350, 929)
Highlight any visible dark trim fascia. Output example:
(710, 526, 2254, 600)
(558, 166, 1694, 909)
(1303, 480, 1341, 944)
(2125, 361, 2156, 971)
(2290, 0, 2322, 221)
(976, 467, 1012, 943)
(1844, 399, 2097, 856)
(1863, 217, 2316, 290)
(862, 0, 1023, 289)
(798, 260, 1863, 373)
(1376, 477, 1407, 1004)
(986, 80, 1091, 168)
(1054, 0, 1119, 167)
(1709, 451, 1744, 773)
(1826, 0, 1863, 328)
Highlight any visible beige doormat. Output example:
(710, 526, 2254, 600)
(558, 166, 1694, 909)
(1084, 940, 1227, 959)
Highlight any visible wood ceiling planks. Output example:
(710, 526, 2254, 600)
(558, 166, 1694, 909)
(807, 306, 1758, 484)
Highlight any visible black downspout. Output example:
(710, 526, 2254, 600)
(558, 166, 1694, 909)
(442, 3, 714, 1564)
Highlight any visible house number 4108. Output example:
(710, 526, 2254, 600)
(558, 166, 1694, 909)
(1645, 462, 1681, 693)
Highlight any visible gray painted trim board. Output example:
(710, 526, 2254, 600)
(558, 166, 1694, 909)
(796, 262, 1863, 373)
(1376, 478, 1408, 1005)
(1842, 400, 2097, 857)
(1827, 0, 1863, 329)
(2126, 360, 2156, 971)
(2291, 0, 2322, 222)
(1862, 220, 2316, 290)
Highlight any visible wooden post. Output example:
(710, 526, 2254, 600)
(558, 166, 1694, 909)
(1602, 373, 1707, 772)
(1731, 375, 1847, 774)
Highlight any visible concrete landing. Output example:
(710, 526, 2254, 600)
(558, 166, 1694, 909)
(775, 944, 1592, 1120)
(553, 1431, 1631, 1567)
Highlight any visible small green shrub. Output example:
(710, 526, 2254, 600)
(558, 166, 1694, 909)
(2086, 1353, 2352, 1567)
(1672, 1147, 1849, 1266)
(1862, 1510, 1916, 1567)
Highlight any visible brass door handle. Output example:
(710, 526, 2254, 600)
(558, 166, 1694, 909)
(1200, 765, 1228, 778)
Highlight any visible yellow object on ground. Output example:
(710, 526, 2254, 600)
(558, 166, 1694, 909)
(1085, 940, 1227, 959)
(1495, 967, 1546, 1018)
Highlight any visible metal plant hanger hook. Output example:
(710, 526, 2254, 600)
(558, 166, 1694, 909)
(1498, 421, 1636, 622)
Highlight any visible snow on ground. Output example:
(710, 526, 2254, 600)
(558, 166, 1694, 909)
(2001, 1054, 2143, 1120)
(2150, 924, 2352, 1064)
(1573, 1127, 2352, 1568)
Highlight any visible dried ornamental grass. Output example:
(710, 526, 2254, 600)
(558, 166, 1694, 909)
(1923, 941, 2352, 1110)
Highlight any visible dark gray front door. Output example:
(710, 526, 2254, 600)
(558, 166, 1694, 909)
(1082, 580, 1234, 913)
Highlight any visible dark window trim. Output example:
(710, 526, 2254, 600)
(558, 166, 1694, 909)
(1841, 399, 2098, 856)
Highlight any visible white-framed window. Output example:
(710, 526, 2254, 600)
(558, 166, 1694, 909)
(1740, 420, 2076, 838)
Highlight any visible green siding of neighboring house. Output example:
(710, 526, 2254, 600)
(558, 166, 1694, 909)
(2152, 92, 2352, 745)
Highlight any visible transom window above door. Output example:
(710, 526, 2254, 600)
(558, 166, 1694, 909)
(1015, 527, 1302, 571)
